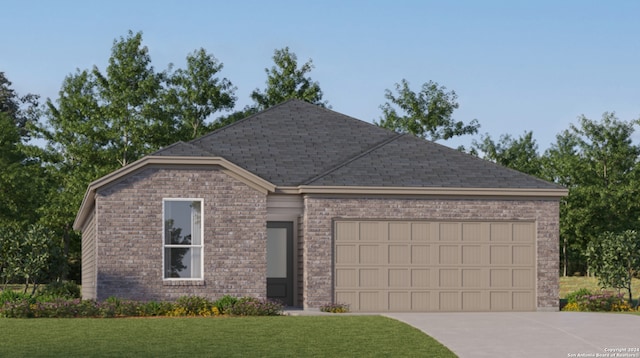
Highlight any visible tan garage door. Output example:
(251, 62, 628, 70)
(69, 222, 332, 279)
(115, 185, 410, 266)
(334, 221, 536, 312)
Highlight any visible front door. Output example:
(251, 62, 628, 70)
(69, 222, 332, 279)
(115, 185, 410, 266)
(266, 221, 294, 306)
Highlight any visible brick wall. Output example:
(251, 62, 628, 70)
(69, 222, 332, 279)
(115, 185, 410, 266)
(94, 166, 267, 301)
(302, 196, 560, 310)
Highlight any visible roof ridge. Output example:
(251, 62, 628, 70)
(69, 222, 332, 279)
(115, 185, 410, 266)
(188, 101, 294, 145)
(302, 133, 405, 185)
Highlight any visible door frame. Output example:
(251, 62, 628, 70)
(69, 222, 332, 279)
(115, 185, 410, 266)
(266, 221, 294, 306)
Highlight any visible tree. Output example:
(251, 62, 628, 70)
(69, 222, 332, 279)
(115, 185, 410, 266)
(42, 31, 236, 280)
(586, 230, 640, 305)
(166, 48, 236, 139)
(472, 131, 542, 177)
(0, 73, 49, 229)
(376, 79, 479, 141)
(250, 47, 326, 110)
(542, 113, 640, 276)
(0, 224, 63, 293)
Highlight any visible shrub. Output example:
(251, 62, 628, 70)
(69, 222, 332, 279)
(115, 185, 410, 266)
(228, 297, 282, 316)
(39, 281, 81, 299)
(562, 289, 633, 312)
(213, 295, 238, 315)
(320, 302, 350, 313)
(171, 296, 217, 317)
(138, 301, 173, 317)
(0, 290, 34, 305)
(565, 288, 593, 304)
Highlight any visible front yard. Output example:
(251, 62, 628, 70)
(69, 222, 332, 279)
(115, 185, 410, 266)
(0, 315, 456, 357)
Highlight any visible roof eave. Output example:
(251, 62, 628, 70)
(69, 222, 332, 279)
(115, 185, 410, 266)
(276, 185, 569, 198)
(72, 156, 276, 231)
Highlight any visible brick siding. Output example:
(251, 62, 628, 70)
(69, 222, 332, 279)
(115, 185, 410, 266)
(93, 167, 267, 301)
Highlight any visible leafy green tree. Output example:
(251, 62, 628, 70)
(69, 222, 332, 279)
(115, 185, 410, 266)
(0, 224, 63, 293)
(42, 31, 236, 281)
(0, 73, 49, 229)
(586, 230, 640, 305)
(472, 131, 542, 176)
(166, 48, 236, 139)
(250, 47, 327, 110)
(542, 113, 640, 276)
(376, 79, 479, 141)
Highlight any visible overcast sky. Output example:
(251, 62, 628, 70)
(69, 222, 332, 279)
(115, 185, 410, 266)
(2, 0, 639, 151)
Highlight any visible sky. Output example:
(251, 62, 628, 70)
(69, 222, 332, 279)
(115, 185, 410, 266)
(2, 0, 639, 151)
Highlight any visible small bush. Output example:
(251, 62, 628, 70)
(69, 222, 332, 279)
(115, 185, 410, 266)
(320, 302, 350, 313)
(138, 301, 173, 317)
(0, 290, 34, 305)
(562, 289, 634, 312)
(565, 288, 593, 304)
(228, 297, 282, 316)
(171, 296, 217, 317)
(39, 281, 81, 299)
(213, 295, 238, 315)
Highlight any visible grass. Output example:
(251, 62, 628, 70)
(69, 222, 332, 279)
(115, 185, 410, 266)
(559, 276, 640, 300)
(0, 316, 456, 358)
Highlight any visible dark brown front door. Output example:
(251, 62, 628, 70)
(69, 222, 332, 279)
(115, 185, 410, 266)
(266, 221, 294, 306)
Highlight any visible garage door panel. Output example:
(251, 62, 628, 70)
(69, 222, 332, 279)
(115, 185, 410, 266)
(335, 245, 357, 264)
(360, 222, 381, 241)
(411, 292, 430, 310)
(388, 269, 409, 287)
(334, 220, 535, 312)
(359, 292, 379, 311)
(490, 223, 512, 241)
(490, 291, 510, 311)
(513, 292, 534, 310)
(490, 269, 510, 288)
(439, 245, 459, 264)
(411, 223, 431, 241)
(462, 291, 483, 311)
(335, 222, 357, 241)
(335, 269, 356, 287)
(389, 222, 410, 241)
(462, 223, 484, 241)
(439, 269, 459, 287)
(462, 245, 482, 265)
(359, 269, 379, 287)
(512, 246, 533, 265)
(388, 245, 409, 264)
(439, 223, 460, 241)
(388, 292, 410, 311)
(411, 245, 430, 264)
(512, 269, 533, 288)
(439, 292, 459, 311)
(513, 223, 535, 242)
(462, 269, 482, 288)
(359, 245, 380, 264)
(490, 245, 510, 265)
(411, 269, 430, 287)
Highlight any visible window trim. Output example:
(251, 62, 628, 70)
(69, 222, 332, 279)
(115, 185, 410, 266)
(162, 198, 204, 281)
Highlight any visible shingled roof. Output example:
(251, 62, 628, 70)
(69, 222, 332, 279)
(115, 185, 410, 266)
(154, 99, 562, 190)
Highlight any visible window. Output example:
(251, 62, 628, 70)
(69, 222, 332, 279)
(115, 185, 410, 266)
(163, 199, 203, 279)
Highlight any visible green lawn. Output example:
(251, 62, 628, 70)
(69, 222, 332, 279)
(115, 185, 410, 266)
(559, 276, 640, 299)
(0, 316, 456, 357)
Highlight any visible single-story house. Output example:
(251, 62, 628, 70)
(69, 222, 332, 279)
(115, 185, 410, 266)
(74, 99, 567, 312)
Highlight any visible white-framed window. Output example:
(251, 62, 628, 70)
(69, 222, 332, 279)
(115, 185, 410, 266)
(163, 199, 203, 279)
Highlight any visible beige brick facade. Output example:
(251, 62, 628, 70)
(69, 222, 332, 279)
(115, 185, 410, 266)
(93, 166, 267, 301)
(301, 196, 560, 311)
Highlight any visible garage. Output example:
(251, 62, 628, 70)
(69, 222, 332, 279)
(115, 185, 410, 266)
(334, 220, 536, 312)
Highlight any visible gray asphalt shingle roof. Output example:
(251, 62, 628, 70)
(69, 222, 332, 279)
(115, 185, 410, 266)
(154, 99, 561, 189)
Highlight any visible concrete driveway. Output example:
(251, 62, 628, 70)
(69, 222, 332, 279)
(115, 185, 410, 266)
(385, 312, 640, 358)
